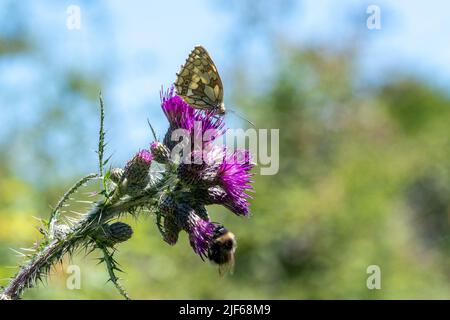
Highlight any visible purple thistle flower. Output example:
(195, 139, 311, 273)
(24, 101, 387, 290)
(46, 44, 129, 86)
(177, 147, 254, 216)
(153, 85, 255, 264)
(215, 149, 254, 216)
(177, 150, 219, 186)
(137, 149, 153, 163)
(161, 87, 195, 130)
(124, 149, 152, 174)
(160, 87, 225, 151)
(187, 213, 216, 259)
(192, 111, 226, 147)
(158, 195, 215, 258)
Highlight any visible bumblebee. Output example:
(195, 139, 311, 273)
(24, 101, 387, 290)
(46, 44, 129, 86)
(207, 226, 237, 275)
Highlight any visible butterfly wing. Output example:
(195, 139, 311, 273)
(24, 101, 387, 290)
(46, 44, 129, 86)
(175, 46, 224, 112)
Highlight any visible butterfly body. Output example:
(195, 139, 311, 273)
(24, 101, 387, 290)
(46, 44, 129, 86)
(175, 46, 226, 115)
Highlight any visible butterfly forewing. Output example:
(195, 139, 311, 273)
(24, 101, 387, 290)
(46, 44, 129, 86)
(175, 46, 225, 113)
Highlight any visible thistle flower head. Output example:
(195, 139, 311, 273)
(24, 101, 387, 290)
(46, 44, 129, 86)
(125, 149, 153, 169)
(158, 195, 216, 258)
(93, 222, 133, 247)
(178, 147, 254, 216)
(215, 149, 254, 216)
(154, 86, 255, 263)
(110, 167, 124, 184)
(122, 149, 153, 193)
(187, 213, 216, 259)
(161, 87, 195, 129)
(158, 195, 182, 245)
(108, 222, 134, 243)
(177, 146, 225, 186)
(177, 159, 218, 187)
(150, 141, 171, 164)
(160, 87, 225, 150)
(192, 111, 226, 146)
(162, 215, 180, 245)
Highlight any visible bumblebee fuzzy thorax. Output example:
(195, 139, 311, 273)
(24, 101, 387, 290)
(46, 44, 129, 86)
(207, 227, 236, 274)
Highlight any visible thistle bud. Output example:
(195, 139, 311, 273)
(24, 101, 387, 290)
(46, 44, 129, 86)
(158, 195, 182, 245)
(157, 195, 213, 257)
(162, 215, 180, 245)
(159, 194, 176, 216)
(109, 222, 133, 243)
(94, 222, 133, 247)
(150, 141, 171, 164)
(109, 167, 124, 184)
(122, 149, 153, 194)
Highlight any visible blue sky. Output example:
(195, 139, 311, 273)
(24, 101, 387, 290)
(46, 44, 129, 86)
(1, 0, 450, 180)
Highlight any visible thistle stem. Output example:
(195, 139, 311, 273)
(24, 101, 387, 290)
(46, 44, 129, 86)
(1, 178, 167, 300)
(99, 245, 131, 300)
(48, 173, 99, 239)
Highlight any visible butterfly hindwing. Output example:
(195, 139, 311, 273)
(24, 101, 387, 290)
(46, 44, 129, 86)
(175, 46, 225, 113)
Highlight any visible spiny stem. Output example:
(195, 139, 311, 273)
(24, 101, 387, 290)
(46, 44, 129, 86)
(99, 244, 130, 300)
(48, 173, 98, 238)
(98, 92, 106, 177)
(1, 176, 170, 300)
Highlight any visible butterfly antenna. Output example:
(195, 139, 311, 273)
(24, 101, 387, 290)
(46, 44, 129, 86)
(147, 118, 158, 141)
(228, 108, 255, 128)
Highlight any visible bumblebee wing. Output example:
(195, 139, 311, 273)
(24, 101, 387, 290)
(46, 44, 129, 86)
(218, 254, 235, 276)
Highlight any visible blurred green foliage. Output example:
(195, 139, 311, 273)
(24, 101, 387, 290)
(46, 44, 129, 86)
(1, 2, 450, 299)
